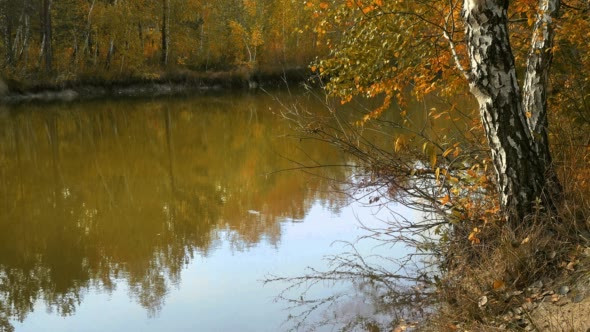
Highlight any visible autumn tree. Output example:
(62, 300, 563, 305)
(308, 0, 586, 223)
(227, 0, 267, 69)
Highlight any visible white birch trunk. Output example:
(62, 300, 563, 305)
(523, 0, 562, 196)
(462, 0, 560, 222)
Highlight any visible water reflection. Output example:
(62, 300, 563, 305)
(0, 92, 350, 330)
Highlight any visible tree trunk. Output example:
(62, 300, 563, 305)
(105, 39, 114, 69)
(83, 0, 95, 60)
(19, 13, 30, 64)
(161, 0, 170, 67)
(462, 0, 560, 223)
(138, 21, 144, 49)
(3, 14, 13, 67)
(40, 0, 52, 72)
(71, 32, 78, 66)
(523, 0, 562, 198)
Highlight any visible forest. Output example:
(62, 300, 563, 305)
(0, 0, 323, 88)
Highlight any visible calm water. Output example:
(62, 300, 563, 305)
(0, 91, 431, 331)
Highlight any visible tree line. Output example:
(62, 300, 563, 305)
(0, 0, 323, 81)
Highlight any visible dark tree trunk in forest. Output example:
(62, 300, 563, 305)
(105, 39, 114, 69)
(138, 22, 144, 49)
(3, 15, 13, 67)
(161, 0, 170, 66)
(461, 0, 561, 223)
(40, 0, 52, 72)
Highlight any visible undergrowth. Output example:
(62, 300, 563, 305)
(426, 111, 590, 331)
(270, 87, 590, 331)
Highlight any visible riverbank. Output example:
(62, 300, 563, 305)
(0, 67, 311, 104)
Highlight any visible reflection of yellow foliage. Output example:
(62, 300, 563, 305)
(0, 92, 351, 321)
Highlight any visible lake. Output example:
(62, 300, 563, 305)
(0, 90, 430, 331)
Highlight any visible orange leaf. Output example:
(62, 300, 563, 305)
(468, 227, 481, 244)
(362, 5, 374, 14)
(493, 280, 505, 290)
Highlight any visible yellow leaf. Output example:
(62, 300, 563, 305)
(527, 16, 535, 26)
(362, 5, 374, 14)
(394, 137, 404, 152)
(429, 151, 437, 168)
(442, 147, 453, 158)
(440, 194, 450, 205)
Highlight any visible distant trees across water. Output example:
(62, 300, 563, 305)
(0, 0, 325, 82)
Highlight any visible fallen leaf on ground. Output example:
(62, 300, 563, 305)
(493, 280, 505, 290)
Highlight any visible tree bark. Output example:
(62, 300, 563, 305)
(523, 0, 562, 197)
(462, 0, 560, 223)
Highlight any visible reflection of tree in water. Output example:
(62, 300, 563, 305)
(0, 92, 350, 328)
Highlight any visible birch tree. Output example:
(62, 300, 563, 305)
(309, 0, 576, 223)
(40, 0, 52, 72)
(461, 0, 562, 221)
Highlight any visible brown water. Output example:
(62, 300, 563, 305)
(0, 91, 439, 331)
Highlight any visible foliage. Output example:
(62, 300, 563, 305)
(265, 0, 590, 329)
(308, 0, 590, 122)
(0, 0, 325, 82)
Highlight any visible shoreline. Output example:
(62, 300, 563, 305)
(0, 67, 311, 104)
